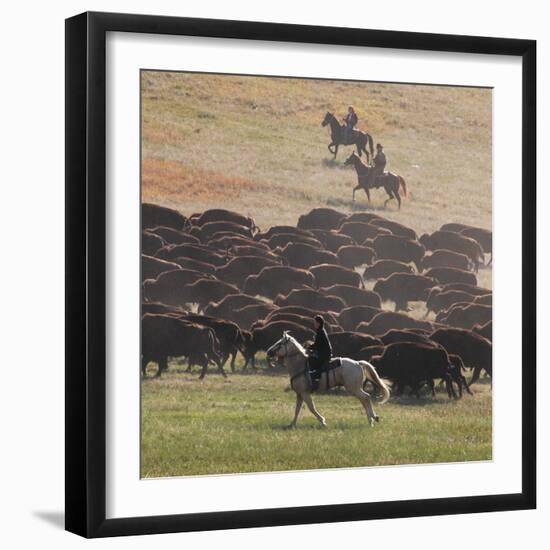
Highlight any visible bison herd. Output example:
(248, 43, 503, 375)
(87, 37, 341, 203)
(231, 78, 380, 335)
(141, 202, 493, 399)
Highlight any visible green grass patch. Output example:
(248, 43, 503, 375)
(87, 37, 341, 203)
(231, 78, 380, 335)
(141, 367, 492, 478)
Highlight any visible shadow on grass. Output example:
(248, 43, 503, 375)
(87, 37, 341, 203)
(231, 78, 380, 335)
(321, 158, 344, 169)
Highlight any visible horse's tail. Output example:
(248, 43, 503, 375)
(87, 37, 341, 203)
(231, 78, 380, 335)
(360, 361, 390, 404)
(399, 176, 407, 197)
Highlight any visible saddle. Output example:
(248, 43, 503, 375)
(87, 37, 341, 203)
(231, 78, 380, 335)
(308, 357, 342, 392)
(340, 126, 355, 145)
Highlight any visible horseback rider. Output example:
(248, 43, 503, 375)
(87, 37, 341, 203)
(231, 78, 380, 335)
(308, 315, 333, 386)
(342, 105, 358, 143)
(368, 143, 387, 188)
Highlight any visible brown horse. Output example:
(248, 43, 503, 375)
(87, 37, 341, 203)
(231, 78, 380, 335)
(344, 151, 407, 209)
(321, 112, 374, 161)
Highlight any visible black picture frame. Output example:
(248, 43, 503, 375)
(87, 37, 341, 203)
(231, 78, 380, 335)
(65, 11, 536, 538)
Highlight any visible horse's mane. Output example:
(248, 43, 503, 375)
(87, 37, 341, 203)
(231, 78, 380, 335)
(285, 332, 307, 355)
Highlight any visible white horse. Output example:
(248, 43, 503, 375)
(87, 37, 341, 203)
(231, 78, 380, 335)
(266, 332, 390, 428)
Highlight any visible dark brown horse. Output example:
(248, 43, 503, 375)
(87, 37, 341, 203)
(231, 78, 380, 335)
(322, 112, 374, 161)
(344, 151, 407, 209)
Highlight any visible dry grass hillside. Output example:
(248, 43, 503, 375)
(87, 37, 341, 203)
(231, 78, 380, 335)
(141, 71, 492, 236)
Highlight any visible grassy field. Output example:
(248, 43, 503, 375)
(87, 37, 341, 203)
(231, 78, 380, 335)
(141, 71, 493, 478)
(141, 71, 492, 234)
(141, 362, 492, 478)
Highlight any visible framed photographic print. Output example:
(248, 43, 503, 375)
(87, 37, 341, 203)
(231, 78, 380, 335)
(65, 11, 536, 538)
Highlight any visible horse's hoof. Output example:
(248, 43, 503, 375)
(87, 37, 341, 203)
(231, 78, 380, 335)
(374, 415, 380, 423)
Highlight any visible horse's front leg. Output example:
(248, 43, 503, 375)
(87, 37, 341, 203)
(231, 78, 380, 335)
(303, 394, 326, 426)
(352, 185, 361, 202)
(287, 393, 303, 429)
(364, 186, 371, 203)
(332, 143, 338, 158)
(328, 143, 335, 154)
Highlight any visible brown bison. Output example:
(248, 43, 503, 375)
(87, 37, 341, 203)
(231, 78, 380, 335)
(204, 293, 266, 319)
(243, 265, 316, 299)
(183, 314, 245, 372)
(142, 231, 166, 256)
(419, 231, 484, 269)
(439, 222, 473, 233)
(320, 284, 381, 308)
(339, 221, 391, 244)
(309, 229, 356, 252)
(141, 314, 221, 378)
(222, 303, 278, 330)
(190, 209, 257, 231)
(420, 249, 472, 272)
(142, 203, 186, 230)
(474, 293, 492, 306)
(460, 227, 492, 261)
(149, 226, 200, 246)
(310, 263, 363, 289)
(370, 343, 460, 399)
(263, 233, 323, 250)
(214, 255, 280, 287)
(337, 245, 377, 268)
(179, 278, 240, 310)
(363, 259, 414, 281)
(339, 212, 384, 226)
(370, 219, 417, 241)
(380, 329, 435, 347)
(229, 246, 283, 264)
(157, 243, 228, 266)
(172, 256, 216, 276)
(274, 288, 346, 312)
(276, 242, 339, 270)
(427, 283, 491, 301)
(328, 332, 383, 359)
(254, 225, 313, 242)
(441, 223, 492, 256)
(191, 221, 253, 242)
(142, 269, 212, 306)
(265, 306, 339, 326)
(208, 235, 268, 252)
(297, 207, 347, 231)
(337, 305, 383, 331)
(142, 255, 181, 282)
(373, 273, 437, 311)
(473, 320, 492, 341)
(358, 311, 433, 336)
(141, 302, 187, 316)
(424, 267, 477, 286)
(252, 313, 339, 335)
(426, 290, 477, 315)
(437, 303, 492, 330)
(355, 345, 386, 362)
(430, 327, 492, 384)
(372, 234, 425, 270)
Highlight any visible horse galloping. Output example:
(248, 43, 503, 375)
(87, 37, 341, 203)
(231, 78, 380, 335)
(266, 332, 390, 428)
(321, 112, 374, 161)
(344, 151, 407, 209)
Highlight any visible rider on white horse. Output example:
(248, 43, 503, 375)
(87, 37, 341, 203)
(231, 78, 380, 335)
(307, 315, 332, 389)
(267, 331, 390, 428)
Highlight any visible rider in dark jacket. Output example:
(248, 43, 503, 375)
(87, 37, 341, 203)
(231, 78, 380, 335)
(308, 315, 332, 378)
(343, 106, 358, 143)
(368, 143, 387, 188)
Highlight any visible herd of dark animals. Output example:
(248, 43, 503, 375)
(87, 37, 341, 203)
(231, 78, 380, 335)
(141, 201, 493, 401)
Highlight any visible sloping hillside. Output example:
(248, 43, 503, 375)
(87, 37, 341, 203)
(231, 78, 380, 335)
(141, 71, 492, 235)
